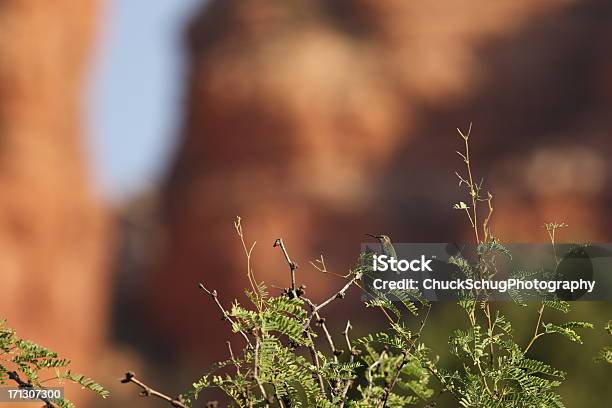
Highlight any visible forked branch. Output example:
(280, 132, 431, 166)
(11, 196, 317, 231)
(198, 283, 253, 348)
(120, 372, 188, 408)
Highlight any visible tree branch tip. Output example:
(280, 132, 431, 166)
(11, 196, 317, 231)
(121, 371, 135, 383)
(198, 283, 217, 297)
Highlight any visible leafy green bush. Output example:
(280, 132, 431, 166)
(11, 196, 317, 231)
(0, 320, 108, 408)
(120, 127, 607, 408)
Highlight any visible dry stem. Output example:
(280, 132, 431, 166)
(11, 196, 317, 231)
(120, 372, 188, 408)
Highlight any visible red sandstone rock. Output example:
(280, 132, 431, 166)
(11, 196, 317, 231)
(0, 0, 111, 381)
(147, 0, 612, 359)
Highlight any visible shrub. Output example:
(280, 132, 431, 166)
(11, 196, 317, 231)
(0, 320, 108, 408)
(121, 127, 604, 408)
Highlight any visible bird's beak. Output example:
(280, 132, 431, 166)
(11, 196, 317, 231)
(365, 233, 381, 239)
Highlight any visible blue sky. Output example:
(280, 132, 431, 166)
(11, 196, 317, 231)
(86, 0, 203, 203)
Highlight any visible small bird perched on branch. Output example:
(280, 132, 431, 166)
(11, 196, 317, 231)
(366, 234, 397, 259)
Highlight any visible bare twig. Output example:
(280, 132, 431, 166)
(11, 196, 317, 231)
(227, 341, 241, 374)
(273, 238, 298, 292)
(302, 297, 339, 359)
(310, 255, 327, 273)
(457, 123, 481, 244)
(524, 303, 545, 353)
(318, 313, 338, 359)
(120, 372, 188, 408)
(198, 283, 253, 348)
(482, 192, 494, 243)
(303, 272, 362, 330)
(311, 255, 353, 279)
(484, 302, 495, 366)
(235, 217, 261, 309)
(366, 350, 386, 397)
(339, 321, 355, 408)
(525, 222, 568, 353)
(544, 221, 567, 265)
(343, 321, 353, 352)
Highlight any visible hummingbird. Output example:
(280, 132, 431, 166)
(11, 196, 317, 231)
(366, 234, 397, 259)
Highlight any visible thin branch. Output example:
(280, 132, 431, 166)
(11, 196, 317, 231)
(198, 283, 253, 348)
(120, 372, 188, 408)
(235, 216, 261, 309)
(227, 341, 252, 406)
(253, 338, 272, 408)
(485, 302, 495, 367)
(339, 321, 355, 408)
(302, 297, 346, 399)
(273, 390, 286, 408)
(271, 237, 361, 333)
(544, 221, 567, 266)
(457, 123, 480, 244)
(302, 297, 339, 360)
(482, 191, 494, 242)
(303, 272, 362, 330)
(525, 222, 568, 353)
(456, 125, 498, 397)
(343, 320, 353, 354)
(8, 371, 59, 408)
(311, 254, 352, 279)
(381, 352, 408, 408)
(305, 332, 326, 394)
(227, 341, 241, 375)
(366, 351, 386, 397)
(273, 238, 298, 292)
(310, 255, 327, 273)
(318, 314, 339, 360)
(524, 303, 545, 353)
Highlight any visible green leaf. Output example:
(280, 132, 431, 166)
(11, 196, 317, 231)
(59, 372, 109, 398)
(543, 300, 570, 314)
(542, 322, 593, 344)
